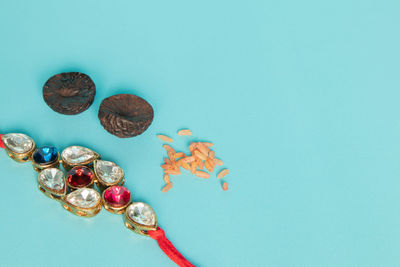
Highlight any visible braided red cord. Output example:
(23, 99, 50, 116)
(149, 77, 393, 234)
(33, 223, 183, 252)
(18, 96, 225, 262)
(0, 134, 4, 149)
(148, 227, 196, 267)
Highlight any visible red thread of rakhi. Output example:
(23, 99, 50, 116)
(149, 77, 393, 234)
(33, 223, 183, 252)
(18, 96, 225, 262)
(0, 134, 195, 267)
(148, 227, 196, 267)
(0, 134, 4, 149)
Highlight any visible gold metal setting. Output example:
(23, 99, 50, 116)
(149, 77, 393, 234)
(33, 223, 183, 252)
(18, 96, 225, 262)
(61, 197, 103, 217)
(32, 152, 60, 172)
(2, 132, 159, 238)
(93, 159, 125, 191)
(37, 170, 66, 201)
(102, 189, 132, 214)
(61, 148, 100, 171)
(124, 203, 158, 236)
(65, 167, 95, 191)
(1, 135, 36, 163)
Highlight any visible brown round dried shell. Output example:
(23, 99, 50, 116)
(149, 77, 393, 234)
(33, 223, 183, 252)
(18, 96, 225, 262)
(43, 72, 96, 115)
(98, 94, 154, 138)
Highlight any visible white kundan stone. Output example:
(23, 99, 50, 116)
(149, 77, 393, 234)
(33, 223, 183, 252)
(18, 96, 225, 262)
(127, 202, 156, 226)
(61, 146, 96, 165)
(65, 188, 100, 208)
(95, 160, 124, 184)
(38, 168, 65, 192)
(2, 133, 34, 153)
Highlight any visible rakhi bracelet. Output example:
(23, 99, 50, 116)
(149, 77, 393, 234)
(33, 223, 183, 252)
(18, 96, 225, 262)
(0, 133, 195, 267)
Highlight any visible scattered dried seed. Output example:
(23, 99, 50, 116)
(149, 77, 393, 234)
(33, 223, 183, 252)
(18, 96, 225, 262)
(204, 159, 213, 172)
(159, 131, 228, 192)
(157, 134, 173, 142)
(180, 160, 191, 170)
(161, 164, 171, 170)
(174, 152, 185, 159)
(165, 169, 181, 175)
(190, 162, 197, 174)
(163, 174, 170, 184)
(183, 156, 196, 163)
(194, 150, 208, 161)
(177, 129, 193, 135)
(208, 150, 215, 159)
(198, 158, 204, 170)
(168, 151, 175, 161)
(171, 163, 180, 171)
(217, 169, 229, 179)
(189, 143, 197, 152)
(214, 158, 224, 166)
(163, 144, 175, 153)
(161, 182, 173, 193)
(197, 143, 208, 155)
(208, 158, 216, 168)
(202, 142, 214, 147)
(222, 182, 228, 191)
(195, 171, 211, 178)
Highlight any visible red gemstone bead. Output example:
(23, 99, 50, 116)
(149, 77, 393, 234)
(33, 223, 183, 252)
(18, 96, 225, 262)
(67, 166, 93, 188)
(104, 186, 131, 207)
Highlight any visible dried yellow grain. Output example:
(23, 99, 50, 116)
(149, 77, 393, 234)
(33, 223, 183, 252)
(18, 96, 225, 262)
(177, 129, 193, 136)
(197, 143, 210, 156)
(168, 151, 175, 161)
(195, 170, 211, 178)
(208, 150, 215, 159)
(174, 152, 185, 159)
(179, 160, 191, 170)
(157, 134, 173, 143)
(222, 182, 228, 191)
(204, 159, 214, 173)
(165, 169, 181, 175)
(213, 158, 224, 166)
(171, 162, 180, 171)
(197, 158, 204, 170)
(183, 156, 196, 163)
(189, 142, 197, 152)
(202, 142, 214, 147)
(161, 182, 173, 193)
(217, 169, 229, 179)
(190, 162, 197, 174)
(208, 158, 216, 168)
(163, 144, 175, 153)
(161, 164, 171, 170)
(194, 150, 208, 161)
(163, 174, 170, 184)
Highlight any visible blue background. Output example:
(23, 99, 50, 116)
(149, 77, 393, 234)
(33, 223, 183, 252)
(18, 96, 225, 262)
(0, 0, 400, 266)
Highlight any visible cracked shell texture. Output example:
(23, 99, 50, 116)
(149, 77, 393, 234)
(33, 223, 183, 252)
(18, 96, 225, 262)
(43, 72, 96, 115)
(98, 94, 154, 138)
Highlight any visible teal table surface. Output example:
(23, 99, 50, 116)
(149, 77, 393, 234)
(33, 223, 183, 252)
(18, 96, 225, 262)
(1, 1, 400, 266)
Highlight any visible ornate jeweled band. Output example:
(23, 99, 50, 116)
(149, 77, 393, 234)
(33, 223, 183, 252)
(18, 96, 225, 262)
(0, 133, 157, 233)
(0, 132, 195, 266)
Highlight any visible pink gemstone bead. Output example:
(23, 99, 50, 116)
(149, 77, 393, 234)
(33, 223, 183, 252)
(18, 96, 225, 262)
(104, 186, 131, 207)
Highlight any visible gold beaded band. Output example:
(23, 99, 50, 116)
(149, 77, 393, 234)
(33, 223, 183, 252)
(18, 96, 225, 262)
(0, 133, 196, 266)
(0, 133, 157, 234)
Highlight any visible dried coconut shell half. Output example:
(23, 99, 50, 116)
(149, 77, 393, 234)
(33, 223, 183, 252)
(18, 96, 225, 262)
(98, 94, 154, 138)
(43, 72, 96, 115)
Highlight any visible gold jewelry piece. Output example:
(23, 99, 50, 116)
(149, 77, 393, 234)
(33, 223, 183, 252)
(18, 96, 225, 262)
(0, 133, 157, 234)
(32, 150, 60, 172)
(62, 188, 103, 217)
(37, 168, 67, 200)
(1, 133, 36, 163)
(124, 202, 158, 236)
(93, 159, 125, 191)
(102, 186, 132, 214)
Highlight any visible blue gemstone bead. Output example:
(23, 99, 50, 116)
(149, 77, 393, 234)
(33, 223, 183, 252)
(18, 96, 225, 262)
(33, 146, 58, 164)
